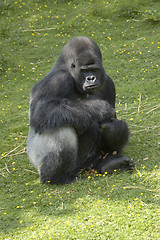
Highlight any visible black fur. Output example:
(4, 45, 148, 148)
(27, 36, 134, 184)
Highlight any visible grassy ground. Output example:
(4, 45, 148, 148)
(0, 0, 160, 239)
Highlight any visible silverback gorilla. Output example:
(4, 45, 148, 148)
(27, 36, 134, 184)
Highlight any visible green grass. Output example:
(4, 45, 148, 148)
(0, 0, 160, 239)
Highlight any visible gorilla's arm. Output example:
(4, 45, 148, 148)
(29, 71, 115, 134)
(30, 98, 114, 134)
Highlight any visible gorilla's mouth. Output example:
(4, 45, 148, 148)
(86, 85, 98, 91)
(83, 83, 99, 92)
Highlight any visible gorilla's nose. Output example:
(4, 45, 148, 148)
(86, 75, 96, 82)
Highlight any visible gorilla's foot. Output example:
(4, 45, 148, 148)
(40, 156, 77, 185)
(40, 171, 76, 185)
(100, 155, 135, 174)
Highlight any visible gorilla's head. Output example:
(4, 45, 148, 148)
(61, 36, 105, 93)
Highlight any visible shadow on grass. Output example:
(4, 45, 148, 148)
(1, 143, 159, 235)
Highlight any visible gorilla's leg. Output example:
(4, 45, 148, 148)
(100, 119, 129, 152)
(98, 119, 135, 173)
(27, 127, 78, 184)
(78, 122, 101, 169)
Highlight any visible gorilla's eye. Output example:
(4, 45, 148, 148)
(71, 63, 75, 68)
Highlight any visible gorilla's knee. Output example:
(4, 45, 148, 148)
(27, 127, 78, 184)
(100, 119, 129, 152)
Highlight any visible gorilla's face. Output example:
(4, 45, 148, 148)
(62, 36, 104, 94)
(70, 52, 104, 94)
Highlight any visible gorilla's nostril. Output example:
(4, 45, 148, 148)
(86, 75, 96, 81)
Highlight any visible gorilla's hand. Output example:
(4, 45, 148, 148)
(83, 99, 115, 123)
(100, 118, 117, 130)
